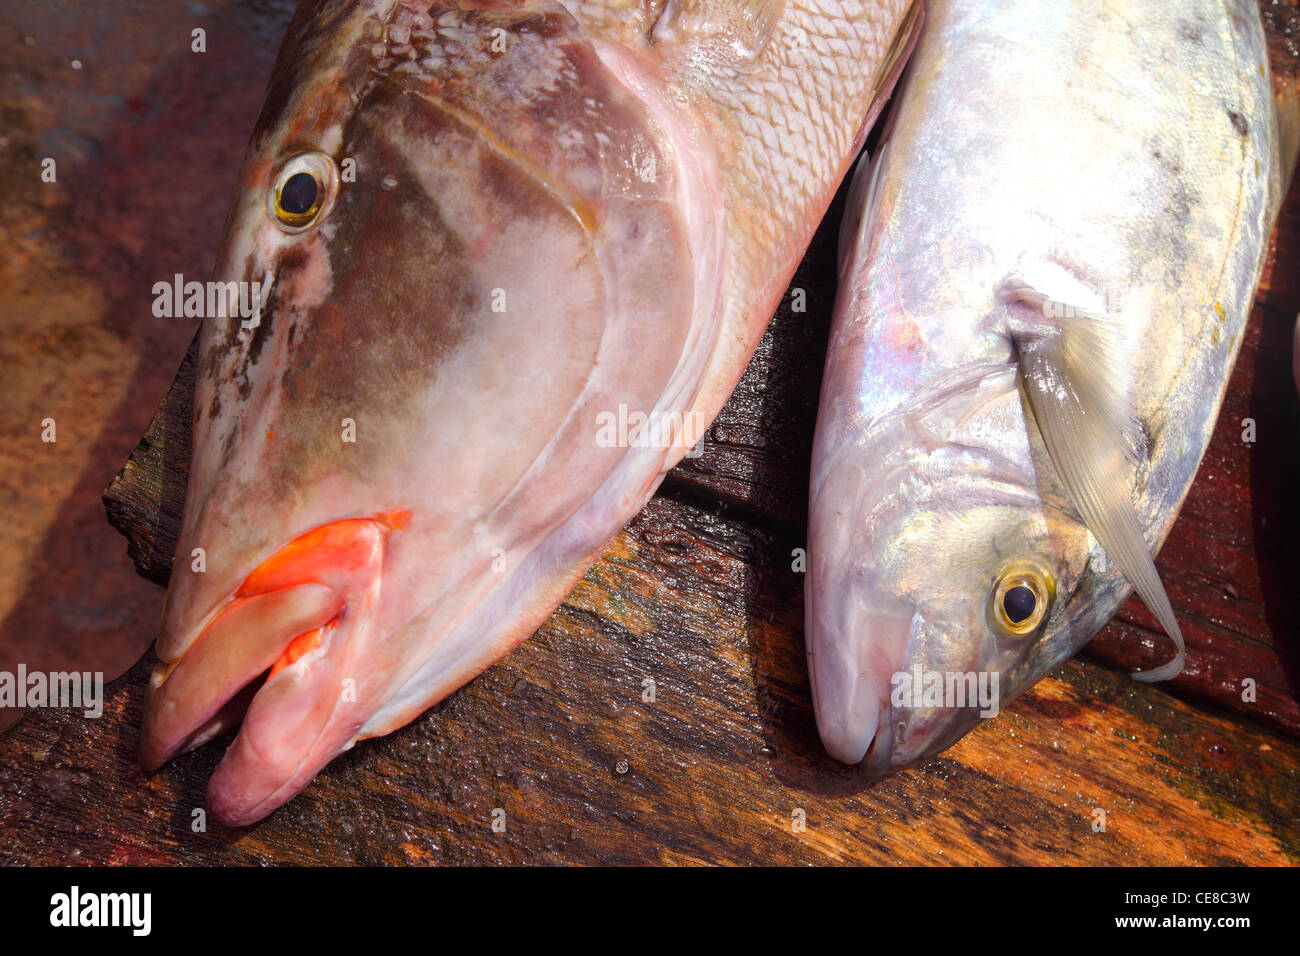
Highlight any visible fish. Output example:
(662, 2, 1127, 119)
(140, 0, 923, 824)
(805, 0, 1286, 769)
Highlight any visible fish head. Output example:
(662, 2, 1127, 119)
(143, 3, 710, 824)
(807, 354, 1126, 770)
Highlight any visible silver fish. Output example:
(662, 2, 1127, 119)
(807, 0, 1285, 768)
(140, 0, 922, 824)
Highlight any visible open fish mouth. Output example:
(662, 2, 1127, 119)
(140, 510, 408, 824)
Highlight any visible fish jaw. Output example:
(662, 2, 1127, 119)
(805, 577, 909, 766)
(805, 415, 984, 767)
(143, 514, 404, 823)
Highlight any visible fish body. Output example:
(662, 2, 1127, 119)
(142, 0, 921, 824)
(807, 0, 1282, 768)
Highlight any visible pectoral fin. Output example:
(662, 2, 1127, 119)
(999, 277, 1184, 682)
(1274, 84, 1299, 216)
(838, 140, 889, 280)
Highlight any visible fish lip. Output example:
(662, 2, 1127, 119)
(860, 637, 1000, 773)
(861, 704, 895, 772)
(863, 697, 979, 773)
(140, 513, 400, 792)
(139, 581, 341, 771)
(806, 594, 916, 767)
(202, 608, 371, 826)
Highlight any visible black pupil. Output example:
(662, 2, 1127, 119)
(1003, 585, 1037, 624)
(280, 172, 319, 216)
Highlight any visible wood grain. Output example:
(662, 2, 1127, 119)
(102, 336, 196, 589)
(2, 0, 1298, 865)
(4, 492, 1299, 864)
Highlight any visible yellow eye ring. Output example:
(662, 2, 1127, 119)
(989, 563, 1055, 637)
(268, 152, 337, 232)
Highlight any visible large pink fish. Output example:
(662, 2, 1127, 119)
(140, 0, 921, 824)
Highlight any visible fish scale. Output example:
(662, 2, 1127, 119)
(565, 0, 920, 419)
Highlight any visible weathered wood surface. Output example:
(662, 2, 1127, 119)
(103, 337, 196, 588)
(2, 0, 1299, 865)
(4, 503, 1300, 865)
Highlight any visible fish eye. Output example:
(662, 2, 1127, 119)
(989, 564, 1054, 637)
(1003, 585, 1036, 623)
(268, 152, 337, 232)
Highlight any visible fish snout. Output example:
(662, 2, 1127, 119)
(863, 617, 1000, 773)
(141, 512, 407, 824)
(805, 554, 915, 765)
(806, 559, 995, 771)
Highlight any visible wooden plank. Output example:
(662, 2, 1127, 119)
(3, 492, 1298, 864)
(102, 334, 197, 589)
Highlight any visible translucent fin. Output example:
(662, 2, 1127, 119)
(1275, 84, 1299, 210)
(868, 0, 924, 104)
(999, 277, 1185, 682)
(838, 140, 888, 280)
